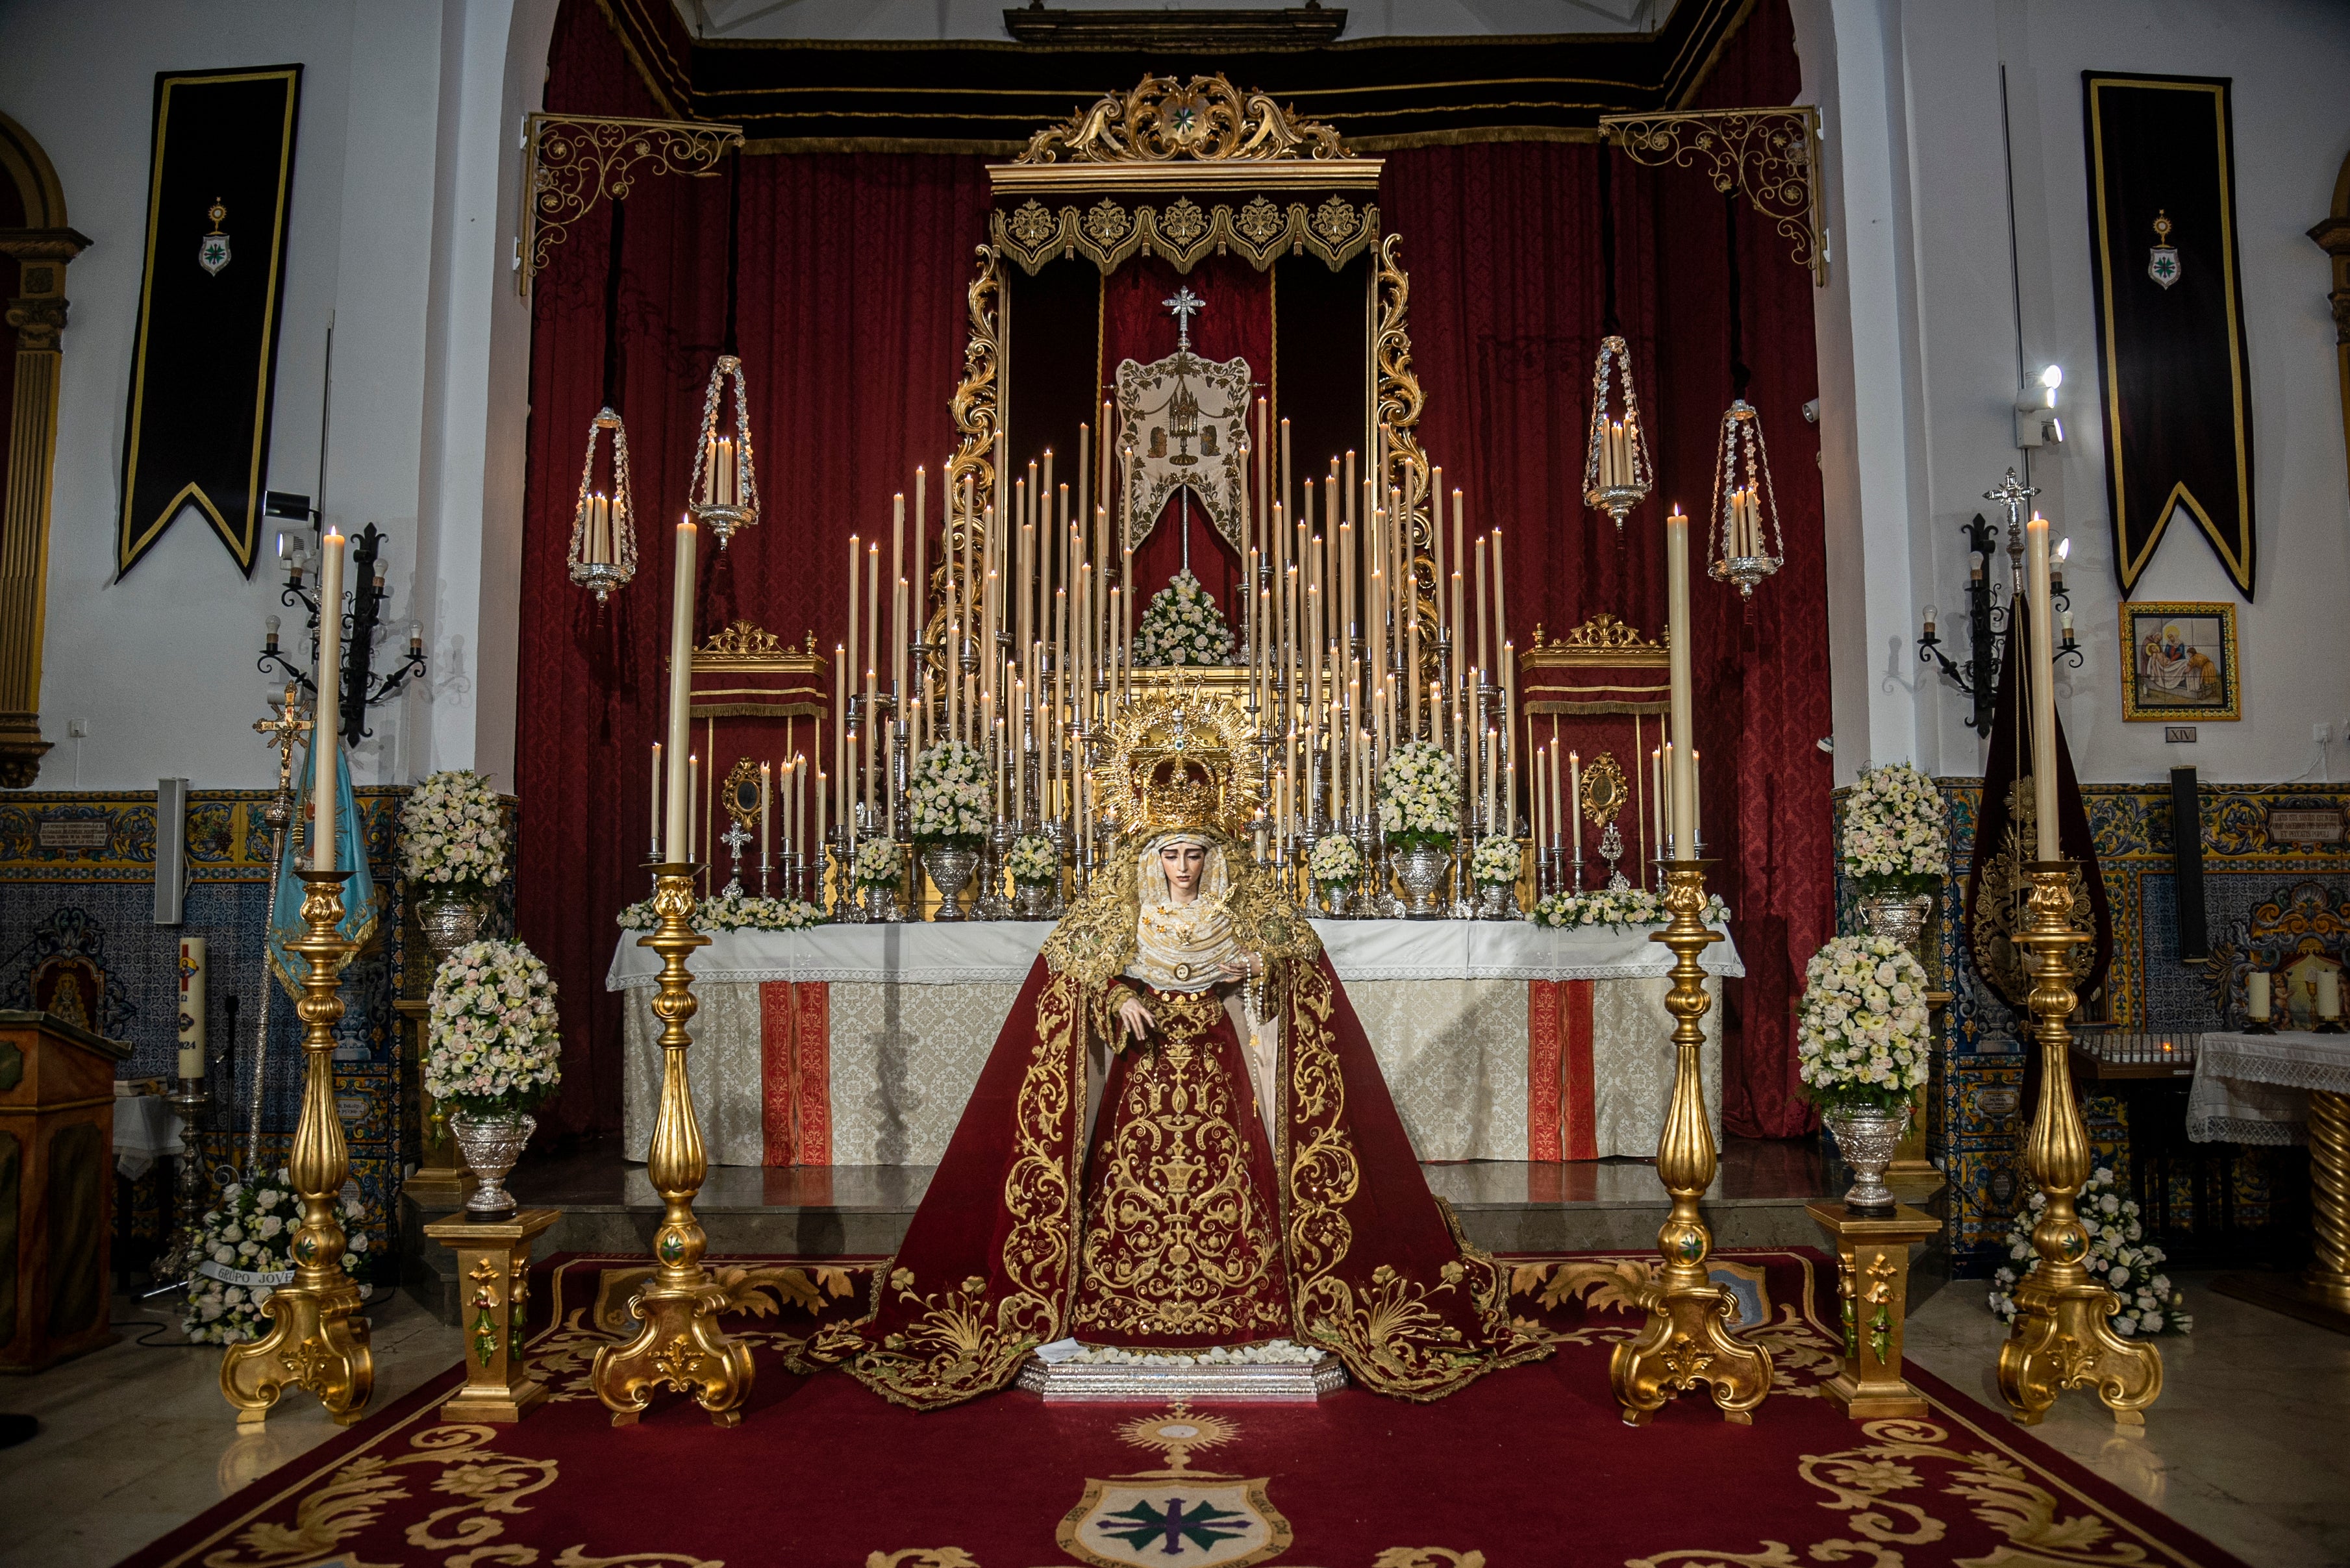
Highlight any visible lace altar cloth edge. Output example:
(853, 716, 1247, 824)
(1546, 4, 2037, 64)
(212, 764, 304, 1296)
(605, 916, 1744, 991)
(2186, 1029, 2350, 1145)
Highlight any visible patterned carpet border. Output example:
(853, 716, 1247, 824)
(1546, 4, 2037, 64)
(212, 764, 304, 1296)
(113, 1247, 2251, 1568)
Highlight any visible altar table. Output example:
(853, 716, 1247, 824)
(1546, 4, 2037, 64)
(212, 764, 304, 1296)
(607, 919, 1742, 1168)
(2188, 1029, 2350, 1144)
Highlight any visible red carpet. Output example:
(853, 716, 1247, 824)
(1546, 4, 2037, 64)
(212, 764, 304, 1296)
(118, 1249, 2249, 1568)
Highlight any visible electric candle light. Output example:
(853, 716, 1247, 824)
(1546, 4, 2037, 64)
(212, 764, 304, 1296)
(312, 528, 345, 870)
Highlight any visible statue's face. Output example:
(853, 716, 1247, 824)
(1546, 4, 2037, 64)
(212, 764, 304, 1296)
(1160, 843, 1207, 899)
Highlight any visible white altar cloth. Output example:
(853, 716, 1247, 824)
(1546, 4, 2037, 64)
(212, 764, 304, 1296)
(604, 917, 1744, 991)
(2188, 1030, 2350, 1145)
(608, 919, 1740, 1168)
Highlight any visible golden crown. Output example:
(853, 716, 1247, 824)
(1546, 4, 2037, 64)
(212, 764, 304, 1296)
(1097, 683, 1262, 842)
(1134, 754, 1225, 840)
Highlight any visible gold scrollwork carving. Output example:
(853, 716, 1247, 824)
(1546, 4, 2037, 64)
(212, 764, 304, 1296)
(1600, 106, 1827, 286)
(931, 244, 1005, 656)
(1372, 234, 1441, 666)
(991, 195, 1381, 277)
(517, 112, 743, 294)
(1017, 75, 1351, 166)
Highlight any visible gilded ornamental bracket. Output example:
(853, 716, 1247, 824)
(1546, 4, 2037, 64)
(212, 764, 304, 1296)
(516, 112, 744, 295)
(1599, 105, 1827, 286)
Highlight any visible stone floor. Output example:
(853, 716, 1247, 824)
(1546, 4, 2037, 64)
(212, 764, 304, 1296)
(1905, 1273, 2350, 1568)
(10, 1263, 2340, 1566)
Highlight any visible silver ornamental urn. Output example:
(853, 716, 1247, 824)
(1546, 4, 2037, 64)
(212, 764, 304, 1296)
(449, 1109, 536, 1215)
(1822, 1104, 1910, 1215)
(922, 842, 981, 921)
(1391, 841, 1450, 918)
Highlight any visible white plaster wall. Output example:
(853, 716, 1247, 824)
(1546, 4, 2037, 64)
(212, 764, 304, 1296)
(0, 0, 552, 795)
(1808, 0, 2350, 786)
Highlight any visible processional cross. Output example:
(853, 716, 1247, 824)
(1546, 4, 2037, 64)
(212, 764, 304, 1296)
(255, 682, 311, 799)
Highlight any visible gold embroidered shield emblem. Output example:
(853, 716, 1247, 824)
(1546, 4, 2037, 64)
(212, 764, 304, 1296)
(1057, 1476, 1288, 1568)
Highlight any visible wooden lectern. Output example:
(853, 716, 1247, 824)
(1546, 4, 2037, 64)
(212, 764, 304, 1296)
(0, 1010, 131, 1371)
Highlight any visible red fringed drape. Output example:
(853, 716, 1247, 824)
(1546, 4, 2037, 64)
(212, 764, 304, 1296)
(1389, 0, 1829, 1138)
(520, 0, 1826, 1140)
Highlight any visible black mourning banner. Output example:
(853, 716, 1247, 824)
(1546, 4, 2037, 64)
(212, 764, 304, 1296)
(118, 65, 302, 577)
(2082, 73, 2256, 599)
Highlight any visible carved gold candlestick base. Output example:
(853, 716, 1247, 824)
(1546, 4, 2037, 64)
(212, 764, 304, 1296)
(1996, 862, 2162, 1429)
(221, 869, 374, 1426)
(590, 864, 753, 1426)
(1611, 860, 1773, 1425)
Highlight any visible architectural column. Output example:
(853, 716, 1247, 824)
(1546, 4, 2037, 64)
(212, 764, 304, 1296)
(0, 112, 86, 789)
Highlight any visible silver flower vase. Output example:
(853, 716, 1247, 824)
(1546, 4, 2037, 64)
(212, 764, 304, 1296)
(1392, 842, 1450, 918)
(1014, 880, 1055, 919)
(414, 889, 490, 961)
(1858, 892, 1933, 956)
(1319, 884, 1353, 918)
(1476, 882, 1518, 920)
(923, 843, 980, 921)
(449, 1109, 536, 1216)
(1822, 1104, 1910, 1216)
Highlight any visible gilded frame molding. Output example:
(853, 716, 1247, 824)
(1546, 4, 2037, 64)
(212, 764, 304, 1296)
(516, 111, 743, 295)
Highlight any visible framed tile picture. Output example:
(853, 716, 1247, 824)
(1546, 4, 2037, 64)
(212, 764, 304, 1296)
(2119, 601, 2239, 721)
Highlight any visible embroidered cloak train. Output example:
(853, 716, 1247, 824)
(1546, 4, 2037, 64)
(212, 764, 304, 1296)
(806, 788, 1546, 1410)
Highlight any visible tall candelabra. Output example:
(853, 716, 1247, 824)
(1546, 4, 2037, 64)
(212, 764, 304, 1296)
(591, 863, 753, 1425)
(1995, 861, 2163, 1427)
(1610, 859, 1773, 1423)
(219, 868, 373, 1426)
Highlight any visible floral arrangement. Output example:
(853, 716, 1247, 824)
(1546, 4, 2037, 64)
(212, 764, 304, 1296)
(1132, 568, 1236, 667)
(1840, 762, 1947, 897)
(1794, 934, 1931, 1112)
(397, 769, 508, 893)
(1989, 1167, 2192, 1338)
(424, 938, 564, 1116)
(908, 740, 990, 843)
(852, 836, 906, 888)
(1471, 836, 1523, 887)
(616, 893, 824, 930)
(1308, 833, 1362, 888)
(1529, 888, 1730, 930)
(182, 1170, 373, 1345)
(1006, 833, 1059, 886)
(1377, 740, 1459, 848)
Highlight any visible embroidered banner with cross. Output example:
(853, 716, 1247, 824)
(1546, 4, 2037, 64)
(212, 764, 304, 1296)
(117, 64, 303, 577)
(1115, 286, 1253, 559)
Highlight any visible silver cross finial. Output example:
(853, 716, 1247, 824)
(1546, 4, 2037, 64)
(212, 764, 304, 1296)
(1982, 467, 2039, 523)
(1163, 286, 1203, 351)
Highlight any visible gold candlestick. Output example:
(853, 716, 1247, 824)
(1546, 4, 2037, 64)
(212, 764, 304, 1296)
(220, 868, 373, 1426)
(591, 864, 753, 1426)
(1996, 860, 2162, 1428)
(1611, 860, 1772, 1424)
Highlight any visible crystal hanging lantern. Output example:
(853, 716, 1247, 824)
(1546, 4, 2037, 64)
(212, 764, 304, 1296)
(1581, 334, 1653, 532)
(567, 406, 638, 604)
(1706, 399, 1784, 598)
(688, 353, 760, 549)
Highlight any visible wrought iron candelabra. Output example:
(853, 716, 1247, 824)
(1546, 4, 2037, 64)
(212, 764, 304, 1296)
(1914, 471, 2078, 736)
(259, 523, 429, 747)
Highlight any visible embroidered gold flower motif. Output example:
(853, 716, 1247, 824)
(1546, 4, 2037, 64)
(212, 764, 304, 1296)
(1160, 197, 1208, 247)
(1085, 198, 1132, 244)
(1236, 195, 1282, 245)
(1313, 195, 1360, 243)
(1008, 199, 1056, 249)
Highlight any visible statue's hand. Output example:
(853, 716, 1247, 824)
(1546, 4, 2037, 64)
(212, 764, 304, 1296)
(1116, 995, 1154, 1041)
(1216, 952, 1261, 983)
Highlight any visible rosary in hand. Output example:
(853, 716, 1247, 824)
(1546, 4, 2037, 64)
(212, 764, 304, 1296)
(1117, 953, 1263, 1040)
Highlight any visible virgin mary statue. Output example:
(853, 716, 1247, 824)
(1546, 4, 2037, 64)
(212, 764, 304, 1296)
(806, 690, 1545, 1408)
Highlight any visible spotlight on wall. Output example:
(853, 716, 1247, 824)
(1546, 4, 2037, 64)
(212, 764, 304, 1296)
(2016, 366, 2064, 448)
(264, 490, 318, 522)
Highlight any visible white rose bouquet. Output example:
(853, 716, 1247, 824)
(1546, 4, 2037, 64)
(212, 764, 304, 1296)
(1989, 1167, 2192, 1337)
(1840, 762, 1947, 898)
(852, 836, 906, 888)
(1378, 740, 1459, 849)
(908, 741, 990, 844)
(1795, 934, 1931, 1112)
(617, 893, 824, 930)
(1006, 833, 1058, 887)
(1471, 836, 1523, 887)
(181, 1170, 373, 1345)
(398, 769, 508, 893)
(1529, 888, 1730, 930)
(424, 938, 563, 1116)
(1132, 568, 1236, 667)
(1308, 833, 1362, 888)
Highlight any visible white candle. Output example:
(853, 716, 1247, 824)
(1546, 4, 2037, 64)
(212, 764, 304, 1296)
(2026, 516, 2059, 860)
(177, 936, 206, 1079)
(759, 761, 771, 875)
(664, 517, 697, 860)
(2248, 971, 2271, 1023)
(312, 529, 345, 870)
(2320, 969, 2342, 1021)
(1665, 507, 1695, 858)
(688, 753, 699, 862)
(650, 743, 663, 857)
(1568, 748, 1581, 858)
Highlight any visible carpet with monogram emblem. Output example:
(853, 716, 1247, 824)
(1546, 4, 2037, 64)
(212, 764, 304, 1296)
(114, 1247, 2249, 1568)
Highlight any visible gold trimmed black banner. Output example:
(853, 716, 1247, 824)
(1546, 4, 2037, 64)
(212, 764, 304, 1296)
(118, 64, 302, 578)
(2083, 73, 2256, 599)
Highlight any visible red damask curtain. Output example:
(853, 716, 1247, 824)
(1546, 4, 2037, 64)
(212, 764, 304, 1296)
(519, 0, 1826, 1140)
